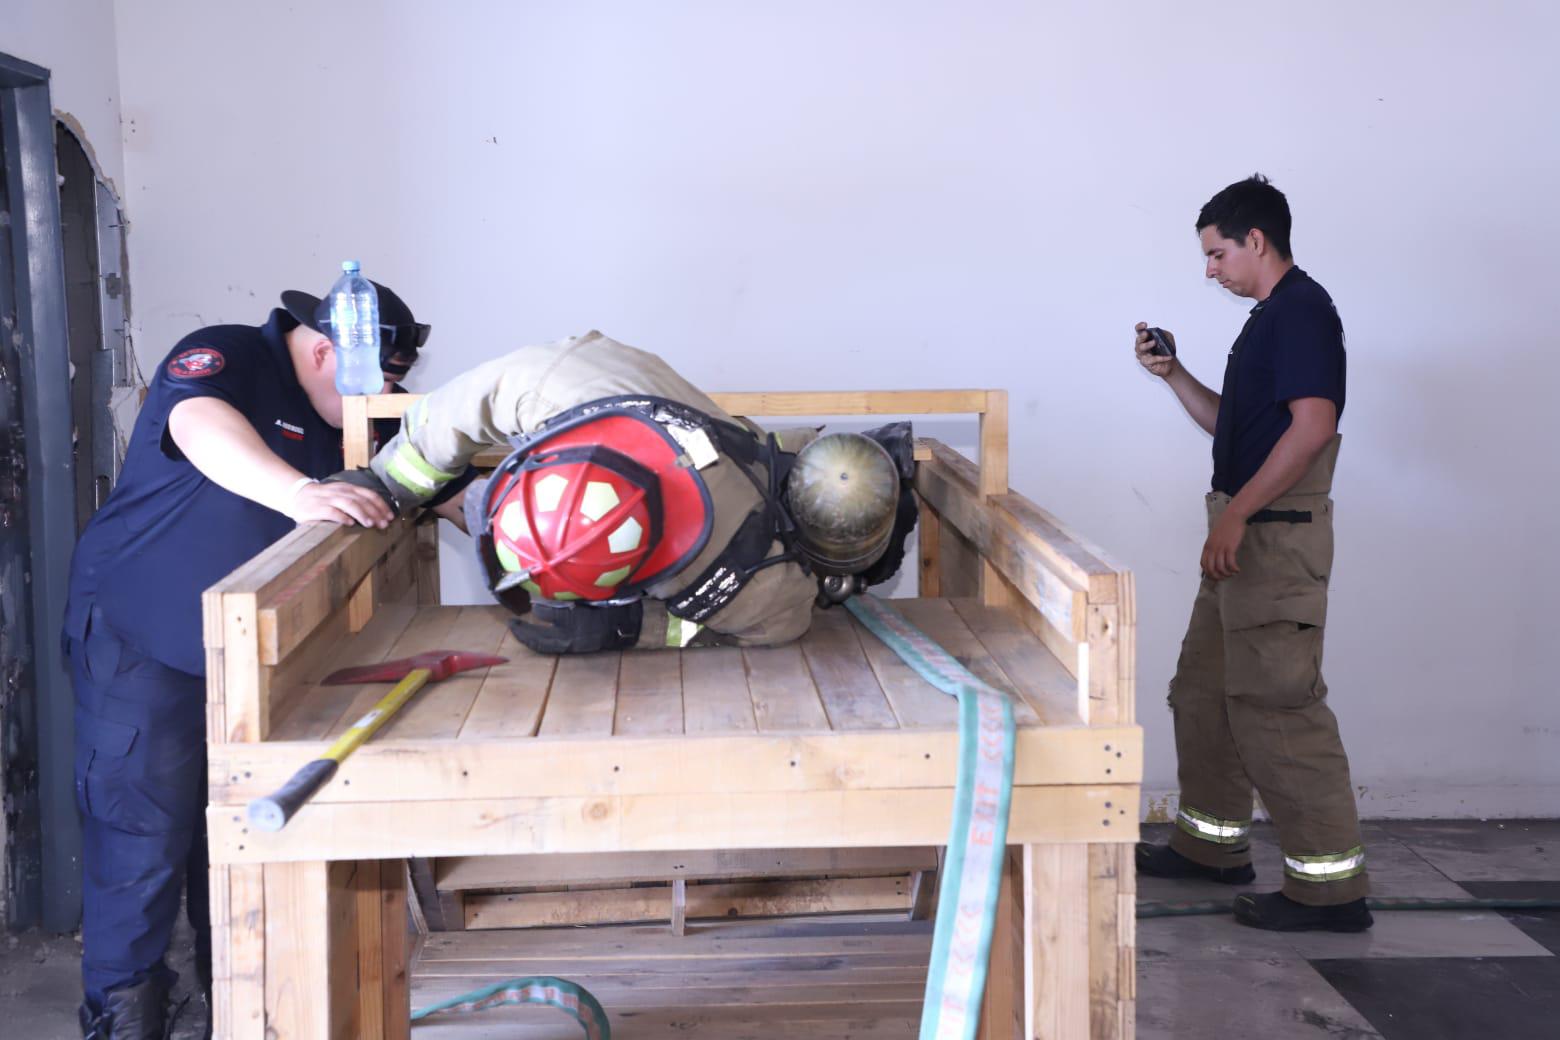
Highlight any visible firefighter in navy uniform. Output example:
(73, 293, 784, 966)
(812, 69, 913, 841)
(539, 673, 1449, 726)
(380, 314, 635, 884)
(63, 279, 449, 1038)
(1132, 175, 1371, 933)
(354, 330, 916, 653)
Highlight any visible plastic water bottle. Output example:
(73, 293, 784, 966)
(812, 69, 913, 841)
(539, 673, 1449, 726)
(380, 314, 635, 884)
(329, 260, 383, 395)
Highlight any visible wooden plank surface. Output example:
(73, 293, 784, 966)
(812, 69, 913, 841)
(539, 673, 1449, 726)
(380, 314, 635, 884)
(321, 608, 467, 739)
(246, 598, 1090, 743)
(680, 647, 758, 733)
(799, 608, 899, 731)
(537, 652, 622, 736)
(951, 598, 1082, 727)
(373, 607, 511, 740)
(742, 643, 830, 732)
(459, 639, 558, 740)
(614, 650, 685, 735)
(267, 604, 418, 741)
(893, 598, 1040, 726)
(855, 614, 961, 729)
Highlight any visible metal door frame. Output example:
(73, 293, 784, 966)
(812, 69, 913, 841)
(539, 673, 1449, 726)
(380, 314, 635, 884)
(1, 51, 82, 931)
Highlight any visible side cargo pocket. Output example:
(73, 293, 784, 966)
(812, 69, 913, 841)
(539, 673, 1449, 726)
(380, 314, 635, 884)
(1220, 582, 1328, 709)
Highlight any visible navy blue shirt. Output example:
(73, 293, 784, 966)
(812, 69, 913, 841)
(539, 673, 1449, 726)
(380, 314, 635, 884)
(1210, 267, 1346, 495)
(65, 310, 343, 676)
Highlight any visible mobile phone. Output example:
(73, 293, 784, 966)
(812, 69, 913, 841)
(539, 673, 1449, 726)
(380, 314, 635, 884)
(1145, 327, 1175, 358)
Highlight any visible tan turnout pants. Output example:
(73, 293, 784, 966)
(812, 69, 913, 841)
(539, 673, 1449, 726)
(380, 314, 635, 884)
(1167, 437, 1368, 905)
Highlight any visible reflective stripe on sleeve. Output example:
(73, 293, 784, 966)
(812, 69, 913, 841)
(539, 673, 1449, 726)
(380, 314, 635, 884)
(385, 439, 456, 497)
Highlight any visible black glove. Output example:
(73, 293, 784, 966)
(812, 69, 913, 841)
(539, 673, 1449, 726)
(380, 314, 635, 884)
(427, 465, 480, 510)
(856, 422, 918, 588)
(508, 599, 644, 654)
(322, 468, 399, 517)
(862, 421, 915, 480)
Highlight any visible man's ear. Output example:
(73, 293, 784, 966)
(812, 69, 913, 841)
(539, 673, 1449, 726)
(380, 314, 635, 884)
(1247, 228, 1268, 256)
(310, 335, 333, 371)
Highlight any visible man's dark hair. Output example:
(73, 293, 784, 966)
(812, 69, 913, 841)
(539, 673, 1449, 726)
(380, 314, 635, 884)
(1196, 174, 1292, 260)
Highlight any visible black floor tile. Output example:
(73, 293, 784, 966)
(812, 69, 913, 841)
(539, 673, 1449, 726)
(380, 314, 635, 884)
(1311, 956, 1560, 1040)
(1459, 881, 1560, 955)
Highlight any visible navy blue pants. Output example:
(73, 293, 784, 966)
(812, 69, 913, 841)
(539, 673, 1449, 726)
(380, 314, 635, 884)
(69, 614, 210, 1006)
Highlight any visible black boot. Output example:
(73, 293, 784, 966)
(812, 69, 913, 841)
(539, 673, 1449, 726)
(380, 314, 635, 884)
(1234, 891, 1373, 932)
(195, 944, 213, 1040)
(1135, 841, 1256, 884)
(78, 974, 170, 1039)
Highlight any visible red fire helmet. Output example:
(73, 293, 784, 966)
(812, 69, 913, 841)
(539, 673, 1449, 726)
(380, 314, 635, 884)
(481, 411, 714, 602)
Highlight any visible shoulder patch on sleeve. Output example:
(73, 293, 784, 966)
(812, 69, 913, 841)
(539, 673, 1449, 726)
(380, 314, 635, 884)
(167, 347, 226, 379)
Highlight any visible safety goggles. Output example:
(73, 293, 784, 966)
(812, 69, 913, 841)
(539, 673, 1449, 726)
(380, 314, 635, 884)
(379, 322, 430, 377)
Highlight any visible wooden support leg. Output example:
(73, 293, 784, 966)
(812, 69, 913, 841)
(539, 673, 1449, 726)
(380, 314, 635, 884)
(908, 867, 939, 921)
(1023, 844, 1090, 1040)
(211, 862, 267, 1040)
(263, 862, 340, 1037)
(232, 859, 408, 1039)
(354, 860, 411, 1040)
(671, 878, 687, 936)
(918, 499, 942, 598)
(977, 847, 1023, 1039)
(1087, 844, 1135, 1040)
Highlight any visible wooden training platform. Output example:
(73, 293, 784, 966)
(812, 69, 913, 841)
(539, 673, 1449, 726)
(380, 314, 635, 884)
(202, 389, 1140, 1038)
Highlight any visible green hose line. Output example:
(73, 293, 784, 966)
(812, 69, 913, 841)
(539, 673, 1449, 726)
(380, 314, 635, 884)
(1138, 896, 1560, 919)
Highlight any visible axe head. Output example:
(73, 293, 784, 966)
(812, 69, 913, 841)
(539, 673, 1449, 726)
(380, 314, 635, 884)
(322, 650, 508, 685)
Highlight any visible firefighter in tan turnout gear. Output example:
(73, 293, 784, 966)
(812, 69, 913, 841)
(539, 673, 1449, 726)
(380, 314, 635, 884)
(1132, 175, 1372, 932)
(347, 331, 916, 652)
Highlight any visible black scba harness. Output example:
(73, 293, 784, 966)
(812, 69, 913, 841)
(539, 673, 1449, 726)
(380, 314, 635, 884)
(482, 395, 805, 625)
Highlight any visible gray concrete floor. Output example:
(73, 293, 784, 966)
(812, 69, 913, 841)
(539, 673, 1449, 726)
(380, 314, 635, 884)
(0, 901, 206, 1039)
(1, 820, 1555, 1038)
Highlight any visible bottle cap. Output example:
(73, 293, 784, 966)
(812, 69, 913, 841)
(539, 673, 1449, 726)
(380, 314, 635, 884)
(341, 260, 360, 273)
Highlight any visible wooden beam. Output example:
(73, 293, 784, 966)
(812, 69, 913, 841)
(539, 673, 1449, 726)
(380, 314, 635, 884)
(342, 394, 372, 468)
(354, 388, 997, 423)
(206, 784, 1139, 864)
(436, 847, 939, 891)
(712, 389, 993, 417)
(256, 522, 406, 666)
(209, 727, 1142, 806)
(464, 875, 913, 930)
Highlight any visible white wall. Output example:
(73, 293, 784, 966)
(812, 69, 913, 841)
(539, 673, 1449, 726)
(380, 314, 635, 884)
(6, 0, 126, 194)
(112, 1, 1560, 818)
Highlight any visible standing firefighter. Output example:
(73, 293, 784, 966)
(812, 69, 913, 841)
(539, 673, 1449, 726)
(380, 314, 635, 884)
(352, 331, 916, 651)
(1132, 175, 1371, 932)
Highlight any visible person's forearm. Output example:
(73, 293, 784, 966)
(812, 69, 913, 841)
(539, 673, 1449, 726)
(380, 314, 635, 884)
(1224, 416, 1335, 521)
(371, 348, 535, 507)
(167, 397, 307, 512)
(1165, 362, 1220, 435)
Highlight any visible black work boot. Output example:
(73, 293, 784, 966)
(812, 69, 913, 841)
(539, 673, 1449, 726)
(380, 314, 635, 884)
(78, 974, 171, 1039)
(1135, 841, 1256, 884)
(1234, 891, 1373, 932)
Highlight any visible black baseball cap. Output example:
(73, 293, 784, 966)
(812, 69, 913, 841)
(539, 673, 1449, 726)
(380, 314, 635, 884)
(281, 278, 431, 377)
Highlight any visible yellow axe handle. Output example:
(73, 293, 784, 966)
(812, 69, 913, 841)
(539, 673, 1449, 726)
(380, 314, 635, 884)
(248, 667, 433, 832)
